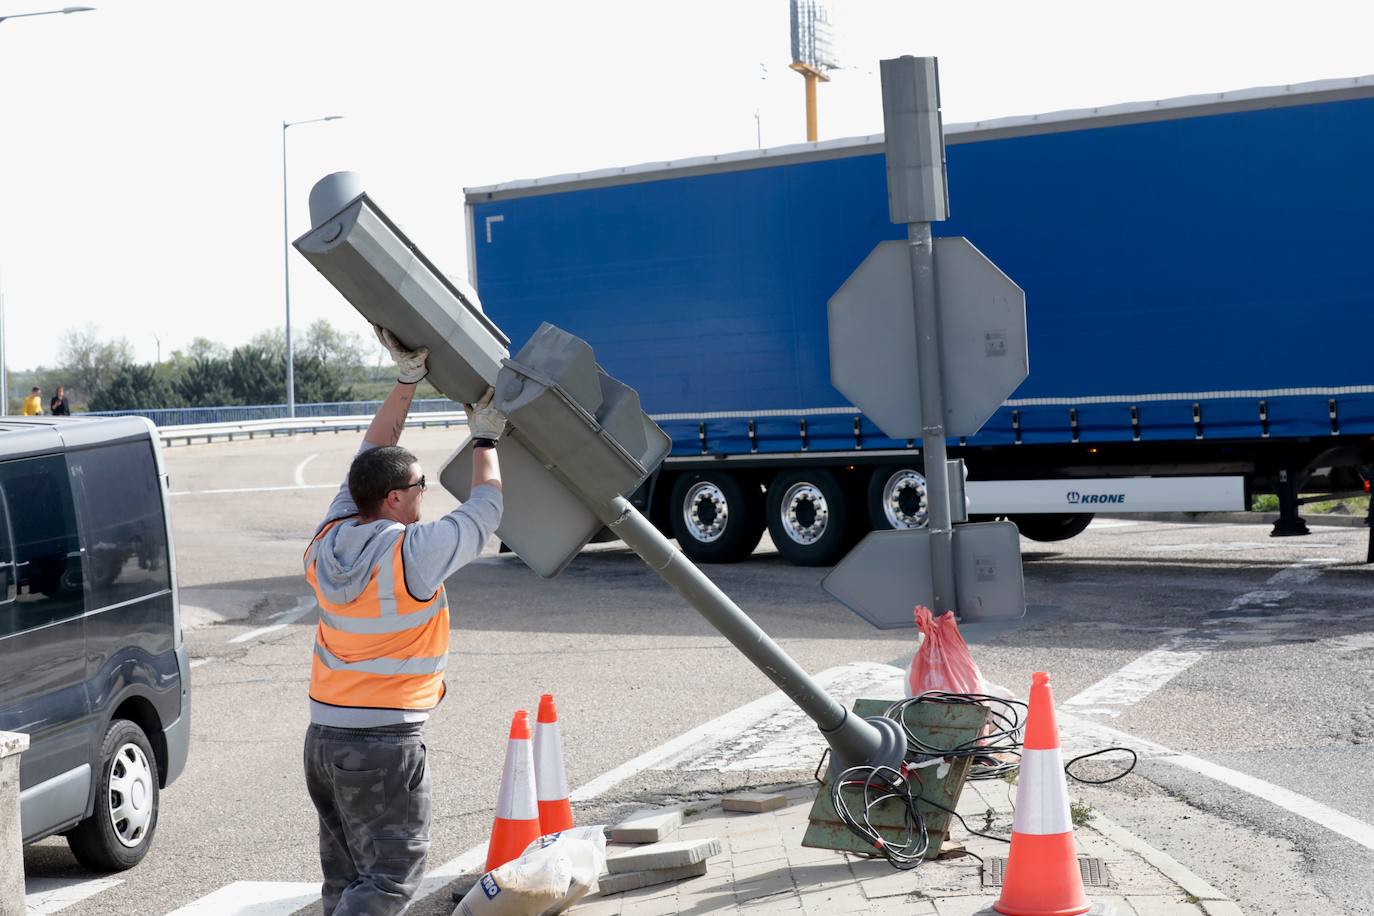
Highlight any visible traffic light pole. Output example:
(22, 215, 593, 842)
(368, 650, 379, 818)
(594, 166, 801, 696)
(595, 495, 907, 777)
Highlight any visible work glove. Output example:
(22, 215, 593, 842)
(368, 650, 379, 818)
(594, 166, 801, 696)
(373, 325, 429, 384)
(464, 387, 507, 443)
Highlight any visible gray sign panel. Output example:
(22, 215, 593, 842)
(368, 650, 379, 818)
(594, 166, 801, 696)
(821, 521, 1026, 627)
(440, 436, 604, 579)
(828, 237, 1028, 439)
(880, 56, 947, 224)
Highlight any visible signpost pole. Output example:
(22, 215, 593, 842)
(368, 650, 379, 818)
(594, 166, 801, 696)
(907, 220, 956, 612)
(881, 56, 956, 612)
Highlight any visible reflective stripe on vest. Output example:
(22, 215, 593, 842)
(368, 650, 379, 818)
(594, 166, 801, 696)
(305, 519, 449, 712)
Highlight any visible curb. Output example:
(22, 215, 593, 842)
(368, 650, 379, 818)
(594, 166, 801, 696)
(1087, 811, 1231, 904)
(1099, 511, 1369, 529)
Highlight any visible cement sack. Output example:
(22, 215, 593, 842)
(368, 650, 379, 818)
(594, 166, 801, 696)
(454, 826, 607, 916)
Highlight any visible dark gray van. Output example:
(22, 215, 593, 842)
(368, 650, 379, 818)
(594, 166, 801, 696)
(0, 415, 188, 870)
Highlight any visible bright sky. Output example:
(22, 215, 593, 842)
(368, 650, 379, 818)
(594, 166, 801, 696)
(0, 0, 1370, 369)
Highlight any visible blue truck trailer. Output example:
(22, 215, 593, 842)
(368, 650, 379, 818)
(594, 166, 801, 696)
(464, 75, 1374, 566)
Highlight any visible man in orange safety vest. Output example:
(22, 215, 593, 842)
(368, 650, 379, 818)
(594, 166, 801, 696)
(303, 325, 506, 915)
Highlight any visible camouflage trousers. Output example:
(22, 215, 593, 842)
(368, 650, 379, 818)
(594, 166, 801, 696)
(304, 723, 431, 916)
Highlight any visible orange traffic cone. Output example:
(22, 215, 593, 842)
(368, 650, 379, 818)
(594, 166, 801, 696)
(533, 694, 574, 835)
(993, 672, 1091, 916)
(484, 710, 543, 872)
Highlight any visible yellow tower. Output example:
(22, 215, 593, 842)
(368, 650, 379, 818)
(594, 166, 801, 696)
(789, 0, 836, 142)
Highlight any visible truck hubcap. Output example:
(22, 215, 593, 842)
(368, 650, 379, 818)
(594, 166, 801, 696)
(781, 483, 828, 545)
(683, 482, 728, 542)
(883, 470, 928, 528)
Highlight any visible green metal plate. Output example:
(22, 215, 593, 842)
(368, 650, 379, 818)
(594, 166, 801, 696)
(802, 697, 989, 859)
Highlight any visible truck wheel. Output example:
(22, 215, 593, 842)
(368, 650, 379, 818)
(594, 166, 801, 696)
(867, 465, 928, 530)
(766, 469, 854, 566)
(1008, 513, 1094, 542)
(67, 719, 160, 871)
(669, 472, 765, 563)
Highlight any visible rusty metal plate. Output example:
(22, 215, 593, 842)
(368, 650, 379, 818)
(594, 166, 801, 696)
(802, 697, 989, 859)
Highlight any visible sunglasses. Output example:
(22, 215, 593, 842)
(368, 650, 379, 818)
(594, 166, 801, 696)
(391, 475, 426, 494)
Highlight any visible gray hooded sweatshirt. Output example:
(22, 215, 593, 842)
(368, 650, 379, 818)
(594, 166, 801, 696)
(308, 443, 503, 728)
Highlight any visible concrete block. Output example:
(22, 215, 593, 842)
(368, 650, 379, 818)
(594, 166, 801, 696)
(607, 837, 721, 874)
(609, 808, 684, 843)
(1, 731, 30, 916)
(723, 792, 788, 813)
(598, 860, 709, 896)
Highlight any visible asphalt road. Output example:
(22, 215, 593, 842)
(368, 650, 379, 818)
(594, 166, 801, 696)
(20, 429, 1374, 915)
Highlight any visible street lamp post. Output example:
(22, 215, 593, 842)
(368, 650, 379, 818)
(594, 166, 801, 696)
(0, 5, 95, 416)
(282, 115, 343, 418)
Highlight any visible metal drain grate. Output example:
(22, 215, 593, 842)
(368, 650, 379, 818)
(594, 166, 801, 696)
(983, 856, 1110, 887)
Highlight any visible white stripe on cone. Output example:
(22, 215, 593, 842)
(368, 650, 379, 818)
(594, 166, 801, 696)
(495, 733, 539, 820)
(534, 720, 569, 802)
(1011, 747, 1073, 836)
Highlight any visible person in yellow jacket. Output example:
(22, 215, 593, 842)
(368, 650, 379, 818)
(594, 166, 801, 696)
(21, 386, 43, 416)
(303, 326, 505, 916)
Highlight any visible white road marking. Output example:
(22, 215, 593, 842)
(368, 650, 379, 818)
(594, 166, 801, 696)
(162, 881, 319, 916)
(188, 657, 214, 669)
(1056, 711, 1374, 855)
(228, 597, 316, 644)
(1062, 635, 1210, 717)
(24, 877, 122, 914)
(1087, 519, 1141, 529)
(293, 453, 320, 487)
(1063, 561, 1334, 718)
(569, 661, 900, 800)
(170, 483, 336, 496)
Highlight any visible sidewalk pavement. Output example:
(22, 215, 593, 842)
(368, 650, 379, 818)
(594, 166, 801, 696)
(567, 780, 1243, 916)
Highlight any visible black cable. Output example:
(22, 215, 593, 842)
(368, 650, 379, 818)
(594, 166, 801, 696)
(829, 764, 929, 870)
(825, 691, 1140, 872)
(1064, 746, 1138, 784)
(918, 795, 1011, 845)
(885, 691, 1027, 780)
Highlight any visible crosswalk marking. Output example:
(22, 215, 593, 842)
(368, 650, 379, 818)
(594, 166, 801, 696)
(162, 881, 319, 916)
(25, 877, 123, 915)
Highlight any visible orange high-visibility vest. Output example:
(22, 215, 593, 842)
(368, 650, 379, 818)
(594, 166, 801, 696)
(304, 519, 449, 712)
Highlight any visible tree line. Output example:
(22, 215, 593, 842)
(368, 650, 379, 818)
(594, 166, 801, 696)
(20, 320, 413, 413)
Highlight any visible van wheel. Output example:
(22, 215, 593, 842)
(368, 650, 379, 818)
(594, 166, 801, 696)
(867, 465, 929, 530)
(67, 719, 160, 871)
(1008, 513, 1094, 542)
(669, 472, 765, 563)
(766, 469, 854, 566)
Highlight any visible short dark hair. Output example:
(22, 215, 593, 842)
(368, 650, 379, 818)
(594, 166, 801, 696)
(30, 387, 39, 393)
(348, 446, 418, 515)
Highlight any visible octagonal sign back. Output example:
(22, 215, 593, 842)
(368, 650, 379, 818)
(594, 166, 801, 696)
(828, 237, 1028, 440)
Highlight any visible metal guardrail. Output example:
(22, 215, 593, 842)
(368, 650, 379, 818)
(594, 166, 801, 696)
(156, 412, 468, 447)
(91, 397, 463, 428)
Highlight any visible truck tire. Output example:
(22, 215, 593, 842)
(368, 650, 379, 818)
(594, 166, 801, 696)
(867, 465, 929, 530)
(1008, 513, 1094, 542)
(765, 469, 854, 566)
(669, 472, 765, 563)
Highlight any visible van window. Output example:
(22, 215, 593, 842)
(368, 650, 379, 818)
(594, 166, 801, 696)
(68, 441, 171, 610)
(0, 455, 85, 637)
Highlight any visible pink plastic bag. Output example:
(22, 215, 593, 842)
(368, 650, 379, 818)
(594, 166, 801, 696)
(906, 605, 986, 697)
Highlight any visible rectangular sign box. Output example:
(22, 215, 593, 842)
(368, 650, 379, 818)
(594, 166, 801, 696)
(967, 476, 1246, 514)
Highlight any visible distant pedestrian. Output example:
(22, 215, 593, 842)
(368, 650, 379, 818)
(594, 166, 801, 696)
(49, 386, 70, 416)
(21, 387, 42, 416)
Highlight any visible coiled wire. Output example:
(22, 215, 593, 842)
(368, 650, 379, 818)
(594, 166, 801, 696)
(824, 690, 1138, 871)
